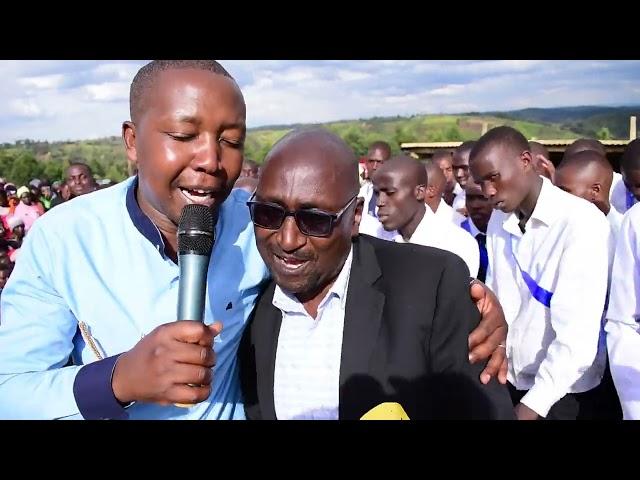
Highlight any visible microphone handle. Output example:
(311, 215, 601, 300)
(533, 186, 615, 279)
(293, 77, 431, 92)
(177, 253, 210, 322)
(175, 253, 210, 409)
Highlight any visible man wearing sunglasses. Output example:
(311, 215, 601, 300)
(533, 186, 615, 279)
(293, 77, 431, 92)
(240, 128, 514, 420)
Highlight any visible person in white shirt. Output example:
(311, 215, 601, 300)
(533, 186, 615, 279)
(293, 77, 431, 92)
(611, 138, 640, 215)
(553, 149, 623, 419)
(451, 141, 477, 216)
(423, 160, 466, 225)
(554, 150, 623, 243)
(559, 138, 631, 215)
(241, 129, 514, 419)
(459, 179, 493, 283)
(605, 203, 640, 419)
(358, 141, 395, 240)
(371, 155, 479, 277)
(433, 150, 458, 207)
(470, 126, 611, 420)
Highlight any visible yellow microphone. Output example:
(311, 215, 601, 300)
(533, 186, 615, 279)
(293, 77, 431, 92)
(360, 402, 410, 420)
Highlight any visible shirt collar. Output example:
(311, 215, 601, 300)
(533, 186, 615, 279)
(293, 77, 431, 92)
(503, 176, 557, 236)
(125, 176, 167, 259)
(394, 206, 435, 243)
(272, 246, 354, 315)
(464, 217, 483, 238)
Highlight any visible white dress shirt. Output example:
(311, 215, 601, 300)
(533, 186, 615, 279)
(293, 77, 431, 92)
(434, 198, 467, 225)
(358, 181, 396, 241)
(272, 248, 353, 420)
(452, 188, 467, 213)
(485, 177, 611, 417)
(392, 206, 479, 277)
(605, 203, 640, 419)
(611, 171, 636, 215)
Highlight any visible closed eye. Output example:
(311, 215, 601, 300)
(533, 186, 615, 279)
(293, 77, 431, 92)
(167, 132, 196, 141)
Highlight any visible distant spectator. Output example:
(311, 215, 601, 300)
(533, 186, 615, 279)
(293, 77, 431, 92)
(233, 176, 258, 194)
(66, 163, 98, 198)
(49, 182, 71, 209)
(0, 190, 9, 217)
(241, 159, 259, 179)
(13, 187, 42, 233)
(39, 180, 54, 211)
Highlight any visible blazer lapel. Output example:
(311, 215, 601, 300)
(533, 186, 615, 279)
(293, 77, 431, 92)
(254, 282, 282, 420)
(339, 237, 385, 404)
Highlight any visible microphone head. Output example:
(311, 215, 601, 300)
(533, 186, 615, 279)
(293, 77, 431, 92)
(177, 204, 215, 256)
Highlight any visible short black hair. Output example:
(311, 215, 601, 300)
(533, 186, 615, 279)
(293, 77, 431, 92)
(622, 138, 640, 172)
(563, 138, 606, 161)
(367, 141, 392, 159)
(66, 162, 93, 177)
(130, 60, 234, 123)
(471, 126, 530, 163)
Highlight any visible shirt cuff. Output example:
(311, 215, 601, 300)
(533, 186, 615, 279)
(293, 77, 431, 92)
(520, 383, 562, 418)
(73, 354, 130, 420)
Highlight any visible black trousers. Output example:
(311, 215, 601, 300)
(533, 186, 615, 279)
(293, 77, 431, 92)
(508, 363, 622, 420)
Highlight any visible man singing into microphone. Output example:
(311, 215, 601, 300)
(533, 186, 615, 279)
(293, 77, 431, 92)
(0, 60, 508, 419)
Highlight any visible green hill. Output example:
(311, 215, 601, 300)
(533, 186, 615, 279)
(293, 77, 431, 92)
(0, 106, 637, 186)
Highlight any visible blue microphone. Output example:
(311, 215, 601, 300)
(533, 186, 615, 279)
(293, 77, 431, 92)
(177, 204, 215, 322)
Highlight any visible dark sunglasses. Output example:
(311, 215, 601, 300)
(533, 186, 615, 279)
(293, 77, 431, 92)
(247, 194, 358, 238)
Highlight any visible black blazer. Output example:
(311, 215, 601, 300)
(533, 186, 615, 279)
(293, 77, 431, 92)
(240, 235, 515, 420)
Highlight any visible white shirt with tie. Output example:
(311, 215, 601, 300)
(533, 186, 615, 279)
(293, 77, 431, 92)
(485, 177, 611, 417)
(605, 203, 640, 419)
(392, 206, 479, 277)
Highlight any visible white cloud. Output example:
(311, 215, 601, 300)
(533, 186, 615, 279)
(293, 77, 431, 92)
(9, 98, 42, 118)
(0, 60, 639, 142)
(83, 82, 130, 102)
(18, 74, 65, 90)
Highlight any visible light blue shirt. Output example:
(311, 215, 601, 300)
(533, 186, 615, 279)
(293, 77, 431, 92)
(0, 177, 270, 419)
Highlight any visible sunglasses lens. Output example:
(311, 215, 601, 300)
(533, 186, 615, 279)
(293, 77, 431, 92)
(296, 211, 333, 237)
(250, 203, 285, 230)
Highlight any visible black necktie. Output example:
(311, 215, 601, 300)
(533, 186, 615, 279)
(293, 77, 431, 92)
(476, 233, 488, 282)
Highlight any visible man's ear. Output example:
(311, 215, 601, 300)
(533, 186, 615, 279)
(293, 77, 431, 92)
(521, 151, 534, 171)
(122, 121, 138, 173)
(415, 184, 426, 202)
(590, 183, 602, 202)
(351, 197, 364, 238)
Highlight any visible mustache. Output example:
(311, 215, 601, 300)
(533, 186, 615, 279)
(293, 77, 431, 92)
(269, 246, 314, 262)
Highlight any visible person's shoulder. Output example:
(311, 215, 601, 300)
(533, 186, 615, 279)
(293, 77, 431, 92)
(36, 180, 129, 229)
(360, 233, 462, 274)
(32, 180, 129, 232)
(221, 188, 251, 219)
(622, 202, 640, 228)
(555, 186, 608, 227)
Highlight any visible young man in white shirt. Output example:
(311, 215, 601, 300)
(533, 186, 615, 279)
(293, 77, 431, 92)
(424, 160, 466, 225)
(554, 149, 623, 419)
(358, 141, 395, 240)
(451, 141, 476, 216)
(612, 138, 640, 215)
(372, 155, 479, 278)
(605, 203, 640, 419)
(470, 126, 611, 420)
(459, 179, 493, 283)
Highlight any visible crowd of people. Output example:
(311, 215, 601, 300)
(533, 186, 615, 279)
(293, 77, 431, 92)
(354, 133, 640, 420)
(0, 59, 638, 420)
(0, 163, 99, 296)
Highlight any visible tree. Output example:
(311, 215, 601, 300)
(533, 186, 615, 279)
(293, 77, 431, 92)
(9, 152, 43, 186)
(597, 127, 611, 140)
(42, 161, 64, 182)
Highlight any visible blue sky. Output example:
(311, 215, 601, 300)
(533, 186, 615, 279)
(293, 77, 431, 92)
(1, 60, 639, 143)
